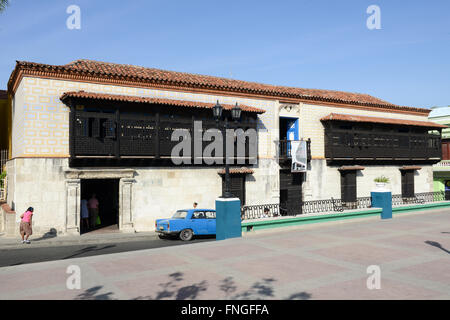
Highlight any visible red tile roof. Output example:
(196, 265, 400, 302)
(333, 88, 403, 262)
(399, 166, 422, 171)
(60, 90, 265, 113)
(8, 59, 430, 114)
(320, 113, 447, 128)
(338, 166, 365, 171)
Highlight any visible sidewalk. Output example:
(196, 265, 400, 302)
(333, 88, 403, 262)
(0, 229, 159, 250)
(0, 208, 449, 300)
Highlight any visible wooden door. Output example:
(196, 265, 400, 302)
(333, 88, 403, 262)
(280, 170, 302, 215)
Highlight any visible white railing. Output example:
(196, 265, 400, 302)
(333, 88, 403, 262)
(0, 177, 6, 202)
(433, 160, 450, 167)
(0, 150, 7, 170)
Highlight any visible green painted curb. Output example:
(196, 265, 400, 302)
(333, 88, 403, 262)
(241, 201, 450, 232)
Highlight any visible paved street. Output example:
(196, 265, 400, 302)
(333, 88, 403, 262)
(0, 208, 449, 300)
(0, 235, 214, 268)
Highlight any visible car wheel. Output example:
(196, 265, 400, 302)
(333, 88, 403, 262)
(179, 229, 193, 241)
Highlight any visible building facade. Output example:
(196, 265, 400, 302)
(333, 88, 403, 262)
(1, 59, 445, 236)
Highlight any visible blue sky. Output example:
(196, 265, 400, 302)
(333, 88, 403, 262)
(0, 0, 449, 108)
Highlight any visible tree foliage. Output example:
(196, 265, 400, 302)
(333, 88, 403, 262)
(0, 0, 9, 13)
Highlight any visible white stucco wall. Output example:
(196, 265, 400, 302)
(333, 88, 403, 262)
(6, 158, 278, 235)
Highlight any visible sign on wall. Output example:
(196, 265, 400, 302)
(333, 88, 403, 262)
(291, 140, 307, 173)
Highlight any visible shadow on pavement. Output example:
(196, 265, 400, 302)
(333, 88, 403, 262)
(30, 228, 58, 242)
(425, 240, 450, 254)
(131, 272, 312, 300)
(63, 244, 117, 259)
(75, 286, 115, 300)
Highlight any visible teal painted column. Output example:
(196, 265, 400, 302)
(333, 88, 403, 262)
(371, 191, 392, 219)
(215, 198, 242, 241)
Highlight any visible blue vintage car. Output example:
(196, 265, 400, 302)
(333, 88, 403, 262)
(155, 209, 216, 241)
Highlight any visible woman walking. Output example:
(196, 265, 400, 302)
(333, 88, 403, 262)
(20, 207, 34, 244)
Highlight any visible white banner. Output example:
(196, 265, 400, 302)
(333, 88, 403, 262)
(291, 140, 307, 172)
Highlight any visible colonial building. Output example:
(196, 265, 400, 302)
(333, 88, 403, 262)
(0, 59, 445, 235)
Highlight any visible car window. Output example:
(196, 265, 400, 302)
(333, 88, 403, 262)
(172, 210, 188, 219)
(191, 211, 206, 219)
(205, 211, 216, 219)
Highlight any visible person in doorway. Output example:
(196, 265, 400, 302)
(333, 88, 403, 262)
(88, 194, 99, 228)
(19, 207, 34, 244)
(193, 202, 198, 209)
(81, 198, 89, 230)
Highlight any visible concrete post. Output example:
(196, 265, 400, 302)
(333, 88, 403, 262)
(371, 190, 393, 219)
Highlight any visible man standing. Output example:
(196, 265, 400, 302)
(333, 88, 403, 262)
(88, 194, 99, 229)
(193, 202, 198, 208)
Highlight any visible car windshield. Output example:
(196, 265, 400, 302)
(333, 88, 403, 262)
(172, 210, 188, 219)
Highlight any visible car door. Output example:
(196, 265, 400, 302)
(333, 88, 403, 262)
(205, 211, 216, 234)
(190, 211, 208, 234)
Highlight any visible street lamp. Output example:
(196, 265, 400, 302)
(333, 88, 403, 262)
(213, 100, 242, 198)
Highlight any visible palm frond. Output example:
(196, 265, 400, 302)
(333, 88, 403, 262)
(0, 0, 9, 12)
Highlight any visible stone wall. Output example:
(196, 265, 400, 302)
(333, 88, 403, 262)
(6, 158, 68, 236)
(3, 157, 435, 236)
(5, 158, 276, 235)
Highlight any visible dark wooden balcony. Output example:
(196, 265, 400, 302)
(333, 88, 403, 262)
(70, 109, 257, 167)
(277, 139, 311, 163)
(324, 129, 442, 163)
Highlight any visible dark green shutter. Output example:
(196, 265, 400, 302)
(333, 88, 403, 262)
(341, 171, 357, 203)
(222, 175, 245, 205)
(401, 170, 414, 198)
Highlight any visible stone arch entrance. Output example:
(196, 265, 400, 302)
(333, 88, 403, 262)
(64, 169, 136, 235)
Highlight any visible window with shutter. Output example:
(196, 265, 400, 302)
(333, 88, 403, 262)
(442, 141, 450, 160)
(340, 171, 357, 203)
(222, 175, 245, 205)
(401, 170, 415, 198)
(91, 118, 100, 138)
(75, 117, 89, 137)
(103, 120, 117, 139)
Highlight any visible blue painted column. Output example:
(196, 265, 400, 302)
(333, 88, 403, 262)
(371, 190, 392, 219)
(215, 198, 242, 241)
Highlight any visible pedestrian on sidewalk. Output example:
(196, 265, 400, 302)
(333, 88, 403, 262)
(19, 207, 34, 244)
(88, 194, 99, 228)
(193, 202, 198, 209)
(81, 199, 90, 230)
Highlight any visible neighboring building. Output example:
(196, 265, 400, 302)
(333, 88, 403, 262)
(0, 90, 9, 151)
(428, 106, 450, 196)
(1, 59, 445, 235)
(0, 89, 10, 170)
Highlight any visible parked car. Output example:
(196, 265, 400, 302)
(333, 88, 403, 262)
(155, 209, 216, 241)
